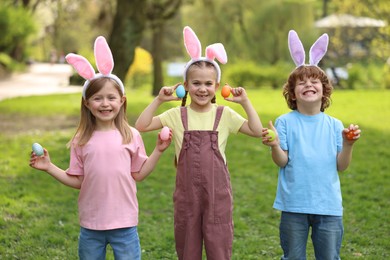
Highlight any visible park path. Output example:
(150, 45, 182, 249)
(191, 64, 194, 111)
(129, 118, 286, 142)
(0, 62, 81, 101)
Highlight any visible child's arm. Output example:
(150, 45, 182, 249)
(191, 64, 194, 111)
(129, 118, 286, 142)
(226, 87, 263, 137)
(132, 129, 172, 181)
(29, 149, 83, 189)
(135, 84, 181, 132)
(337, 124, 361, 171)
(262, 121, 288, 167)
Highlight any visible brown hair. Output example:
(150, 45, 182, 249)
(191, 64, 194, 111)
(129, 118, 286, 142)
(181, 61, 218, 106)
(69, 77, 132, 146)
(282, 66, 333, 112)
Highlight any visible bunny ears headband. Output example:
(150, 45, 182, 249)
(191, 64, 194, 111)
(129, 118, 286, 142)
(183, 26, 227, 83)
(288, 30, 329, 67)
(65, 36, 124, 99)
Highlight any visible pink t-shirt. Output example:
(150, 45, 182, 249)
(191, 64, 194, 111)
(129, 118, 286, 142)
(66, 128, 148, 230)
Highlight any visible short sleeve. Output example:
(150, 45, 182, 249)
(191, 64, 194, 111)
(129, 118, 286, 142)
(275, 117, 288, 151)
(66, 142, 84, 176)
(223, 106, 246, 134)
(128, 128, 148, 173)
(335, 119, 344, 153)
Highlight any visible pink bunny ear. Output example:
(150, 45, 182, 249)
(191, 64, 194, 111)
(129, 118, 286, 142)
(183, 26, 202, 59)
(65, 53, 95, 80)
(288, 30, 305, 67)
(94, 36, 114, 75)
(309, 33, 329, 66)
(205, 43, 228, 64)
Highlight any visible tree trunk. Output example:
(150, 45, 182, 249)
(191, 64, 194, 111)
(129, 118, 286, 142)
(151, 23, 165, 96)
(109, 0, 146, 82)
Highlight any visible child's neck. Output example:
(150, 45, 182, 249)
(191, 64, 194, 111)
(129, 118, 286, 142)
(95, 121, 117, 131)
(189, 102, 213, 113)
(296, 103, 321, 115)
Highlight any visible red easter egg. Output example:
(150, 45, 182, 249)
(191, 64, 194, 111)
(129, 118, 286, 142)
(346, 130, 356, 140)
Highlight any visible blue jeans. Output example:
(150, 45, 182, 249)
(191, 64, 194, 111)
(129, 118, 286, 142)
(279, 212, 343, 260)
(78, 226, 141, 260)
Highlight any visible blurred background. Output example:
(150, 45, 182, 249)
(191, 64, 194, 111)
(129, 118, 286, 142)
(1, 0, 389, 95)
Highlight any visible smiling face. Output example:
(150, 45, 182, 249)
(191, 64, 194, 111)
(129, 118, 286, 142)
(84, 79, 125, 130)
(294, 76, 323, 109)
(283, 66, 333, 113)
(184, 62, 219, 112)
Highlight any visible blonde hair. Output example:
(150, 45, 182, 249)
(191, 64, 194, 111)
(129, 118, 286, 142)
(69, 77, 132, 147)
(283, 66, 333, 112)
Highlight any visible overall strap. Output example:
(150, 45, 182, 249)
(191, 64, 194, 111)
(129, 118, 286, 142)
(213, 106, 224, 131)
(180, 106, 188, 131)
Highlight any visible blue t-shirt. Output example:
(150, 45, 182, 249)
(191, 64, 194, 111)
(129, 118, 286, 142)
(274, 110, 344, 216)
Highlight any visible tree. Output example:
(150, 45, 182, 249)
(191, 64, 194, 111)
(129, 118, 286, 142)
(145, 0, 182, 95)
(330, 0, 390, 62)
(0, 3, 37, 62)
(108, 0, 147, 81)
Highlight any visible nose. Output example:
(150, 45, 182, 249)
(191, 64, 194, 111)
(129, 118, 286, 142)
(199, 84, 207, 91)
(304, 79, 312, 87)
(102, 98, 109, 106)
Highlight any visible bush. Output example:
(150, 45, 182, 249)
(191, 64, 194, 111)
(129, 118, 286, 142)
(344, 63, 385, 89)
(224, 62, 290, 89)
(0, 4, 37, 62)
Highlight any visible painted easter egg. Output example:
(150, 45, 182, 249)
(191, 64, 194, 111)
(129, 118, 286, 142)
(221, 84, 231, 98)
(32, 143, 44, 156)
(176, 85, 186, 98)
(160, 126, 170, 141)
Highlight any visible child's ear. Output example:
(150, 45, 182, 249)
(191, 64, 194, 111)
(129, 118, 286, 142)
(184, 82, 189, 91)
(121, 96, 126, 105)
(215, 82, 220, 89)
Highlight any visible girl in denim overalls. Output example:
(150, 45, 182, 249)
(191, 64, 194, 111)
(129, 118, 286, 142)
(135, 26, 263, 260)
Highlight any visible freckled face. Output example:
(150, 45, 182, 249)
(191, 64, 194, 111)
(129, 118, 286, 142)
(185, 66, 219, 112)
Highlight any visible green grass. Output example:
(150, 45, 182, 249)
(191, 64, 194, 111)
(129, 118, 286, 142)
(1, 89, 389, 259)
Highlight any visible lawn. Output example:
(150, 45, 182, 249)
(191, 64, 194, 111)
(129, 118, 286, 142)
(0, 88, 389, 259)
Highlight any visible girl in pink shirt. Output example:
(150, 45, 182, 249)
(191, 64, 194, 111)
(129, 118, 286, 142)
(29, 36, 171, 260)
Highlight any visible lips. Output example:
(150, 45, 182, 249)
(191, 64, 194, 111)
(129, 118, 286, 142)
(99, 109, 112, 114)
(303, 90, 316, 95)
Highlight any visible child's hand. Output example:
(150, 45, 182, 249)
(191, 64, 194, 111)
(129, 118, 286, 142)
(224, 86, 249, 104)
(29, 148, 51, 171)
(262, 121, 279, 147)
(157, 83, 183, 102)
(342, 124, 361, 144)
(157, 128, 172, 152)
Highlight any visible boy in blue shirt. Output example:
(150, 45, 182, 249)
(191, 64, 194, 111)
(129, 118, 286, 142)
(262, 30, 361, 259)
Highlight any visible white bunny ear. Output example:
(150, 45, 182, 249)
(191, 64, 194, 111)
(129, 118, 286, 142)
(94, 36, 114, 75)
(183, 26, 202, 60)
(309, 33, 329, 66)
(65, 53, 95, 80)
(205, 43, 228, 64)
(288, 30, 305, 67)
